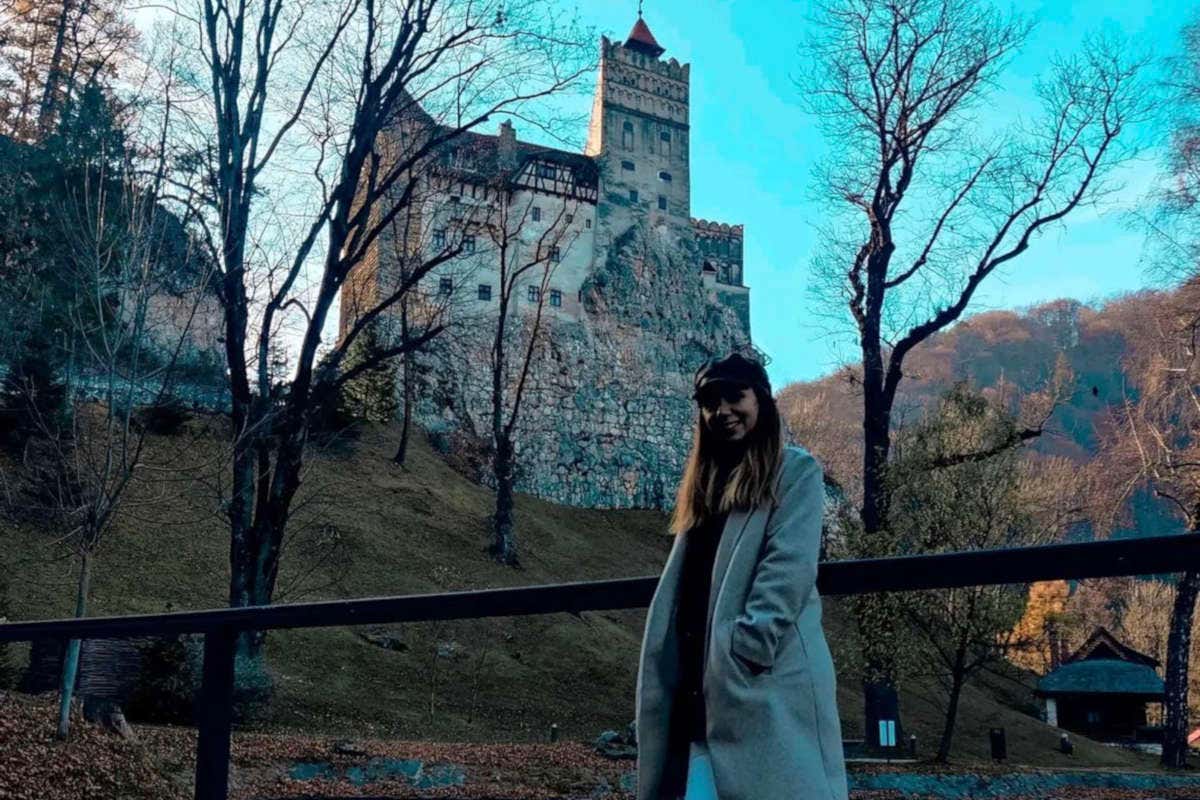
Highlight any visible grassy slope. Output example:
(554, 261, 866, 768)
(0, 417, 1165, 769)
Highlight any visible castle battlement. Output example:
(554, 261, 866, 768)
(599, 34, 691, 83)
(691, 218, 744, 237)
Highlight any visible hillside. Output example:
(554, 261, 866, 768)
(777, 294, 1182, 542)
(0, 416, 1165, 768)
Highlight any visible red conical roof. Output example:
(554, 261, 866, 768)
(625, 16, 665, 58)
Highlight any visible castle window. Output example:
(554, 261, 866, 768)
(550, 289, 562, 307)
(578, 289, 583, 302)
(585, 218, 592, 229)
(622, 120, 634, 150)
(658, 195, 667, 210)
(527, 285, 540, 303)
(439, 277, 453, 295)
(629, 188, 639, 203)
(532, 206, 541, 221)
(478, 283, 492, 301)
(566, 213, 574, 223)
(549, 246, 561, 263)
(659, 170, 672, 182)
(462, 234, 475, 254)
(621, 160, 635, 171)
(433, 228, 446, 248)
(660, 130, 671, 158)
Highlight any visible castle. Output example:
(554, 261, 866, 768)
(341, 13, 753, 509)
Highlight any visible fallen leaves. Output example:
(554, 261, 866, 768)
(4, 690, 1200, 800)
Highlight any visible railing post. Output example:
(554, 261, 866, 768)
(195, 627, 236, 800)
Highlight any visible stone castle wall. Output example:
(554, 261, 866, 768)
(399, 220, 747, 510)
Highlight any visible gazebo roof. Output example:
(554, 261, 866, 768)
(1065, 625, 1159, 668)
(1036, 658, 1165, 697)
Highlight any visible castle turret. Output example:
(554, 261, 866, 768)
(585, 13, 691, 262)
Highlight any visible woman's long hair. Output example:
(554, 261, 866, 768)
(668, 385, 784, 535)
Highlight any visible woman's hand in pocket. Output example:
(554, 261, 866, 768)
(733, 649, 769, 676)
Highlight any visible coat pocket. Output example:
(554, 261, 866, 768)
(727, 624, 770, 678)
(731, 648, 769, 677)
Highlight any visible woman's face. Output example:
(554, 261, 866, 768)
(698, 382, 759, 443)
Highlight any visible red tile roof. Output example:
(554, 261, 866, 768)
(625, 17, 665, 58)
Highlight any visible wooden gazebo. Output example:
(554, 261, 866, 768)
(1035, 626, 1164, 742)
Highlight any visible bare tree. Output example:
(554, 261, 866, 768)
(1138, 13, 1200, 287)
(800, 0, 1150, 746)
(1108, 14, 1200, 766)
(1088, 282, 1200, 767)
(377, 188, 485, 467)
(1, 144, 212, 740)
(158, 0, 591, 661)
(478, 188, 581, 565)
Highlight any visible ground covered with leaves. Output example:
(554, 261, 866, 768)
(0, 691, 190, 800)
(6, 692, 1200, 800)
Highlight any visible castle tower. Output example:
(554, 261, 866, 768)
(585, 13, 691, 263)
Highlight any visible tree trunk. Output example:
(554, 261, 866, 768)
(860, 344, 906, 752)
(1162, 568, 1200, 768)
(56, 549, 91, 740)
(37, 0, 75, 135)
(393, 349, 413, 466)
(490, 434, 518, 565)
(936, 648, 969, 763)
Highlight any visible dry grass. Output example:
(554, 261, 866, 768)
(0, 416, 1170, 769)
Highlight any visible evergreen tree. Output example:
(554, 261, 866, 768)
(338, 323, 398, 424)
(0, 80, 129, 450)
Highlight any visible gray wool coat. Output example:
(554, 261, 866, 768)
(635, 444, 849, 800)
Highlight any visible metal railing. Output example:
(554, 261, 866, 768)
(1, 531, 1197, 799)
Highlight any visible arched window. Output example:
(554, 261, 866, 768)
(660, 131, 671, 158)
(622, 120, 634, 150)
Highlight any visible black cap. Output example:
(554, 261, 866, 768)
(693, 351, 771, 399)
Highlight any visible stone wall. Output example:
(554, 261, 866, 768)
(399, 220, 747, 510)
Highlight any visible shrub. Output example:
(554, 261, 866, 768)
(125, 634, 202, 724)
(134, 396, 193, 435)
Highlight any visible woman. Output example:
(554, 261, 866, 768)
(635, 351, 849, 800)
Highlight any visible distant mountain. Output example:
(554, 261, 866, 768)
(777, 293, 1187, 542)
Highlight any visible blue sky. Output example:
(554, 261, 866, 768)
(540, 0, 1195, 390)
(132, 1, 1195, 390)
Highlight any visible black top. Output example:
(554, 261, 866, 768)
(671, 506, 728, 744)
(659, 452, 740, 796)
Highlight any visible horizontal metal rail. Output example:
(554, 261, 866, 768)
(1, 531, 1197, 643)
